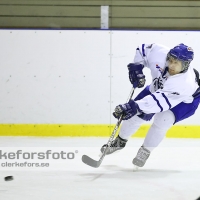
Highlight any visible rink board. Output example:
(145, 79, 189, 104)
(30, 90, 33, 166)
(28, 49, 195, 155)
(0, 124, 200, 138)
(0, 30, 200, 138)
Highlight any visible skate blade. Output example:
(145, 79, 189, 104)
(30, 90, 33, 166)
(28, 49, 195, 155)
(133, 165, 139, 171)
(132, 158, 144, 168)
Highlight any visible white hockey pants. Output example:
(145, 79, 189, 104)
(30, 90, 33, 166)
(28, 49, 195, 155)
(118, 110, 175, 151)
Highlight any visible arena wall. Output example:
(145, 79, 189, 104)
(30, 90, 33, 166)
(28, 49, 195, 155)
(0, 1, 200, 30)
(0, 29, 200, 137)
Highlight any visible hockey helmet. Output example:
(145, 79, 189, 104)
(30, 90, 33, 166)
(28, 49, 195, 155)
(167, 43, 194, 73)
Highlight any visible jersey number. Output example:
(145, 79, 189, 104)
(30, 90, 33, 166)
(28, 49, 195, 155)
(153, 77, 164, 90)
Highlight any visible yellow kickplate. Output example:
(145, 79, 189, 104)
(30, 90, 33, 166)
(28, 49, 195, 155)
(0, 124, 200, 138)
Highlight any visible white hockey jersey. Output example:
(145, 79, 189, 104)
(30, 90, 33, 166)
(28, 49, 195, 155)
(133, 43, 199, 114)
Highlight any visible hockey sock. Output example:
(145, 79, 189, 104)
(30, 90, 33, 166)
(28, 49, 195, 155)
(119, 115, 144, 140)
(143, 110, 175, 151)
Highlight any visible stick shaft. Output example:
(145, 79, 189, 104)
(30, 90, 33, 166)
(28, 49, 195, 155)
(82, 87, 135, 168)
(100, 87, 135, 160)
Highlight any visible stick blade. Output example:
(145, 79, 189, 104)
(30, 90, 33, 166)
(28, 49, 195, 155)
(82, 155, 101, 168)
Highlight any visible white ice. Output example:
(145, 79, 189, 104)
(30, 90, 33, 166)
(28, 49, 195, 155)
(0, 137, 200, 200)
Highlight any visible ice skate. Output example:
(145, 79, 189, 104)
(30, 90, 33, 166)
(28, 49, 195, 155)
(100, 135, 127, 155)
(132, 146, 150, 167)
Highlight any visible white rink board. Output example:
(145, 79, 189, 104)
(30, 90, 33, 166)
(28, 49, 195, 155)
(0, 30, 111, 124)
(0, 30, 200, 125)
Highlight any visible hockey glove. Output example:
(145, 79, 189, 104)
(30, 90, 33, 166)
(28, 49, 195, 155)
(128, 63, 146, 88)
(113, 100, 142, 120)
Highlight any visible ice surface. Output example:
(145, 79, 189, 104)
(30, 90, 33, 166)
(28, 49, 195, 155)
(0, 137, 200, 200)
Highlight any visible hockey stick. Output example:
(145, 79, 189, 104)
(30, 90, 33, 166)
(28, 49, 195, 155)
(82, 87, 135, 168)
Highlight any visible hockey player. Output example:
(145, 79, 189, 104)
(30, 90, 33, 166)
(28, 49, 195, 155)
(101, 43, 200, 167)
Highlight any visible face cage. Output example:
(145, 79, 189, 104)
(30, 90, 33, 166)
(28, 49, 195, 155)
(166, 54, 190, 73)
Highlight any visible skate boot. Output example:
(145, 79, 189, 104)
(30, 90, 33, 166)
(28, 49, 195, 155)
(100, 135, 127, 155)
(132, 146, 150, 167)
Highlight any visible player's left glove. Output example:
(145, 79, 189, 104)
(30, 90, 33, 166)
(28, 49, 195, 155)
(128, 63, 146, 88)
(113, 100, 142, 120)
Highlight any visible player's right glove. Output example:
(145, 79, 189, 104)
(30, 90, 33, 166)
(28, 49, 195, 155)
(128, 63, 146, 88)
(113, 100, 142, 120)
